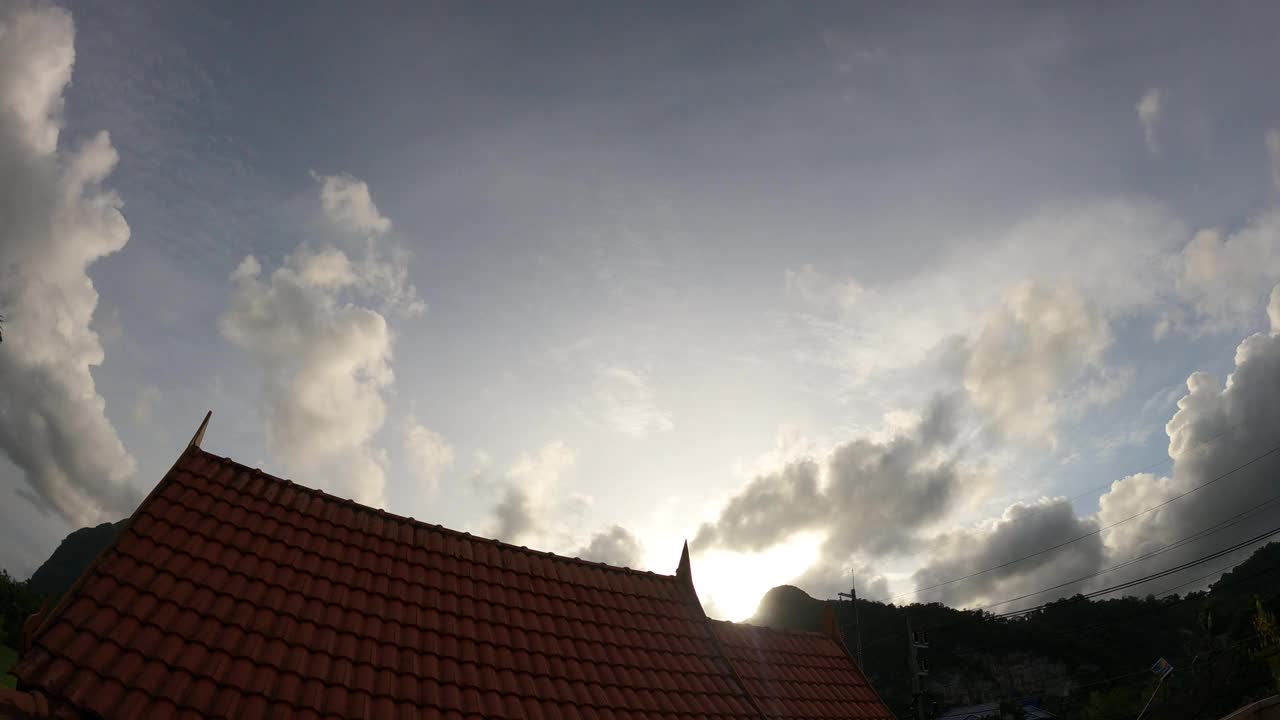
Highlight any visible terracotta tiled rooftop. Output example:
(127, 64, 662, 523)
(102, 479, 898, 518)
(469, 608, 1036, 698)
(5, 420, 896, 720)
(711, 621, 892, 719)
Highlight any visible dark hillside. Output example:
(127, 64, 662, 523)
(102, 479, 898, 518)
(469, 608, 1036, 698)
(750, 543, 1280, 720)
(28, 520, 125, 597)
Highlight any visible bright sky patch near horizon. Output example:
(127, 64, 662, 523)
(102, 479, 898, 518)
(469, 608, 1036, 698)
(2, 0, 1280, 621)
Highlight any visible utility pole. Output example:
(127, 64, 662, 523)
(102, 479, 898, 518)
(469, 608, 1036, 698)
(907, 618, 930, 720)
(837, 570, 864, 670)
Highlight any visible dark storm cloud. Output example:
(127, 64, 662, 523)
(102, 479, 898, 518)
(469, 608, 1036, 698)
(911, 498, 1106, 607)
(694, 394, 964, 564)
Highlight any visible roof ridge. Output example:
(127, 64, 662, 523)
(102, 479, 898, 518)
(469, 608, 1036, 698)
(194, 448, 671, 580)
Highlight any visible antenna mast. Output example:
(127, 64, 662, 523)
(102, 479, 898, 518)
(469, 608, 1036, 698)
(837, 570, 865, 670)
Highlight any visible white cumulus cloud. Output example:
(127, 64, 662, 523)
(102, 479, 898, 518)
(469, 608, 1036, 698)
(0, 0, 140, 525)
(961, 282, 1115, 444)
(1173, 215, 1280, 333)
(221, 250, 393, 507)
(221, 174, 422, 508)
(487, 441, 577, 544)
(401, 416, 455, 494)
(314, 171, 391, 236)
(910, 286, 1280, 608)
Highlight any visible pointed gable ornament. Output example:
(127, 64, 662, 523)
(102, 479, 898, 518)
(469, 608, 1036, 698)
(188, 410, 212, 449)
(676, 540, 694, 588)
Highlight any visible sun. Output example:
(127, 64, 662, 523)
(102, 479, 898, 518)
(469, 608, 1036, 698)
(692, 532, 826, 622)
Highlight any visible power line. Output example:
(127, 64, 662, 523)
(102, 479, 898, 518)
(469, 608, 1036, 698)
(856, 550, 1279, 714)
(937, 425, 1236, 559)
(1070, 562, 1280, 637)
(850, 521, 1280, 663)
(974, 491, 1280, 613)
(879, 436, 1280, 604)
(839, 425, 1233, 606)
(839, 544, 1280, 655)
(901, 524, 1280, 639)
(935, 553, 1280, 659)
(993, 523, 1280, 619)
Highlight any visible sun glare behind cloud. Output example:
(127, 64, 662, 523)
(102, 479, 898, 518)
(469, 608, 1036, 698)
(694, 532, 826, 621)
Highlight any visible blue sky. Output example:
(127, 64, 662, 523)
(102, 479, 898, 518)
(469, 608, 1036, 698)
(3, 0, 1280, 621)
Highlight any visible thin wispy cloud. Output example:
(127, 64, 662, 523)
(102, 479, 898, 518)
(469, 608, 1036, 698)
(1137, 87, 1163, 154)
(1267, 128, 1280, 193)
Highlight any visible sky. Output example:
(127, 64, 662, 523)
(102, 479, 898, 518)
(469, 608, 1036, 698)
(2, 0, 1280, 622)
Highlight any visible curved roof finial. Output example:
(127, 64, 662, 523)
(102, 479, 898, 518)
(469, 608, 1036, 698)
(188, 410, 212, 449)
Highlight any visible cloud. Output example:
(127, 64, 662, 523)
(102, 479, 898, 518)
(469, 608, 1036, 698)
(1267, 129, 1280, 194)
(221, 250, 393, 506)
(0, 0, 140, 525)
(285, 241, 425, 318)
(475, 443, 647, 571)
(1136, 88, 1162, 154)
(782, 201, 1184, 392)
(1173, 214, 1280, 332)
(400, 416, 454, 493)
(694, 393, 964, 573)
(1094, 294, 1280, 583)
(493, 486, 537, 546)
(131, 384, 162, 426)
(961, 282, 1114, 444)
(486, 441, 576, 545)
(221, 174, 421, 507)
(692, 459, 825, 553)
(911, 498, 1105, 607)
(1269, 284, 1280, 332)
(785, 264, 867, 315)
(792, 557, 890, 603)
(909, 286, 1280, 608)
(589, 365, 673, 437)
(574, 525, 644, 568)
(314, 171, 391, 236)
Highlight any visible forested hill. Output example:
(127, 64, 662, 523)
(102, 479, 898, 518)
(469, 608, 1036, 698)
(750, 543, 1280, 720)
(27, 520, 125, 596)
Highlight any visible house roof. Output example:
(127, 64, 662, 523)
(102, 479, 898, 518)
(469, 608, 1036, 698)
(7, 430, 896, 720)
(711, 621, 893, 719)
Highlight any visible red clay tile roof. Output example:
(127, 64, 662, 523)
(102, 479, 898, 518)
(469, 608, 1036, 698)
(12, 443, 895, 720)
(0, 687, 77, 719)
(711, 621, 893, 720)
